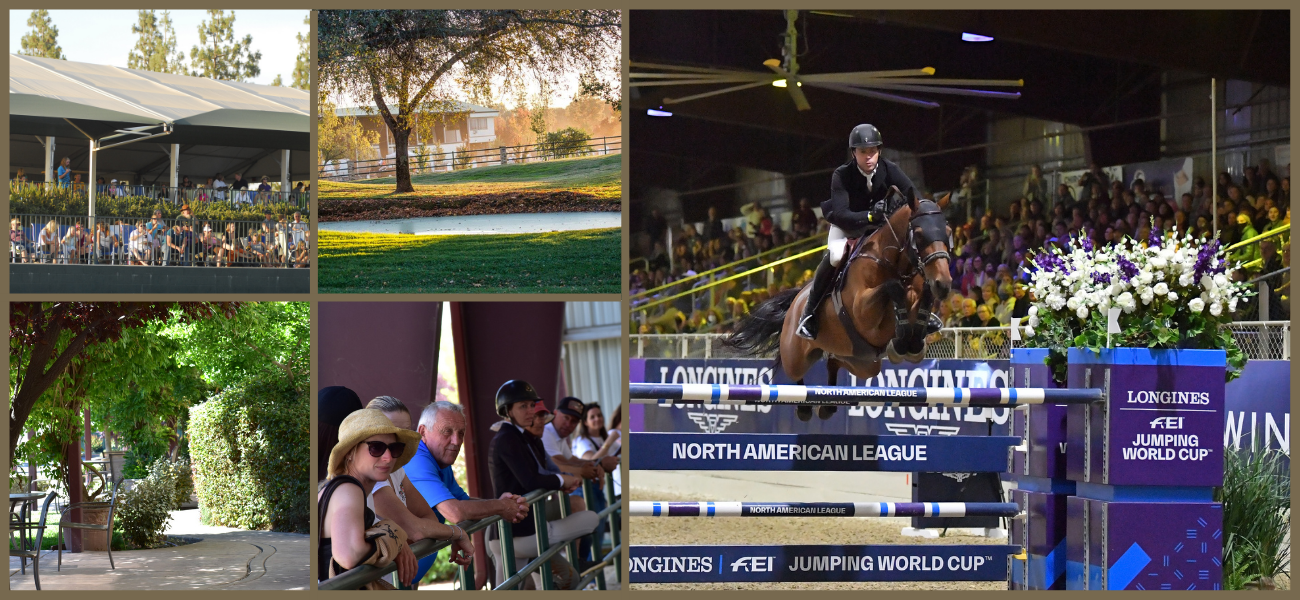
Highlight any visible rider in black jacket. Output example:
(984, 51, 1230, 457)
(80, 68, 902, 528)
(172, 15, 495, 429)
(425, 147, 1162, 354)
(796, 124, 943, 340)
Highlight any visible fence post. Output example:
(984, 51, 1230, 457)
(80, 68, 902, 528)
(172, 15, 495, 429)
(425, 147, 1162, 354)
(498, 520, 517, 589)
(603, 138, 608, 155)
(605, 473, 620, 584)
(501, 146, 508, 166)
(534, 496, 553, 590)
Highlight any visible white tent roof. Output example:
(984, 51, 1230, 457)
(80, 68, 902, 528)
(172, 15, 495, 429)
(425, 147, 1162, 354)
(10, 54, 308, 149)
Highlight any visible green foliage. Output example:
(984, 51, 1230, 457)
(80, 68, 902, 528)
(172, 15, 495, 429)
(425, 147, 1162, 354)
(9, 185, 303, 220)
(189, 372, 309, 533)
(537, 128, 592, 159)
(420, 546, 462, 583)
(292, 14, 311, 90)
(1216, 446, 1290, 589)
(20, 10, 65, 60)
(128, 10, 187, 74)
(164, 301, 309, 393)
(453, 147, 472, 171)
(116, 457, 181, 549)
(189, 9, 261, 81)
(169, 457, 195, 506)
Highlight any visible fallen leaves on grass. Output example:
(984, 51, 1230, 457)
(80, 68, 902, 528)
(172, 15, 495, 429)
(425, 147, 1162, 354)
(318, 190, 619, 222)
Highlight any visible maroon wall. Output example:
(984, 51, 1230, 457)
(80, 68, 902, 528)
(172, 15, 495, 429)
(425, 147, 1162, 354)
(318, 302, 442, 419)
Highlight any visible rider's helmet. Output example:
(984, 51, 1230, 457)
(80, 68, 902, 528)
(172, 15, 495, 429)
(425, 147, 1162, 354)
(495, 379, 541, 418)
(849, 124, 883, 149)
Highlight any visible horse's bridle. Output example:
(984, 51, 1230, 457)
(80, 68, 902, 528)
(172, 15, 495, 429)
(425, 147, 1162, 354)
(903, 200, 951, 279)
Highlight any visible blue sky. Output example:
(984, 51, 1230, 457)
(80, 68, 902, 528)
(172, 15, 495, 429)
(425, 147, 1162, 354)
(9, 9, 308, 86)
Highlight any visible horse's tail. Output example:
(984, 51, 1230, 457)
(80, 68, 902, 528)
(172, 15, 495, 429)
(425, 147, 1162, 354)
(724, 288, 800, 357)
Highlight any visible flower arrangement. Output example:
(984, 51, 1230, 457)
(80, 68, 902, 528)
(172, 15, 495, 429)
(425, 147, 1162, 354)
(1022, 228, 1252, 384)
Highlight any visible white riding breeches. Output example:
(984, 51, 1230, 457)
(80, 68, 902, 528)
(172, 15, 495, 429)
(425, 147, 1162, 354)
(827, 225, 849, 267)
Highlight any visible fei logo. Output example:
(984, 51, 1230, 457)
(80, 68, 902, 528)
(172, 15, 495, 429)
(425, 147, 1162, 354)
(687, 412, 740, 433)
(730, 556, 775, 572)
(1149, 416, 1184, 430)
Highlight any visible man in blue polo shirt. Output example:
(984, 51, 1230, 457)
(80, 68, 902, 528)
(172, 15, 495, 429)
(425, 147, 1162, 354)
(405, 400, 529, 582)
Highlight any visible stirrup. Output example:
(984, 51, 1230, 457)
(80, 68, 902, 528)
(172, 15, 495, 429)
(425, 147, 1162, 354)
(925, 313, 943, 334)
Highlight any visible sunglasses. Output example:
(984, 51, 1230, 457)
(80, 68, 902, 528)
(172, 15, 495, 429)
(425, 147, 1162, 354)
(364, 440, 406, 458)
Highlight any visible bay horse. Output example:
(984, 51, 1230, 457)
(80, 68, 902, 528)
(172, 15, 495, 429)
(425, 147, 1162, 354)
(727, 190, 952, 421)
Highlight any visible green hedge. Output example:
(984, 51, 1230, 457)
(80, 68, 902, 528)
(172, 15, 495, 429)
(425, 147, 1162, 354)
(116, 457, 179, 549)
(189, 375, 309, 533)
(10, 186, 305, 221)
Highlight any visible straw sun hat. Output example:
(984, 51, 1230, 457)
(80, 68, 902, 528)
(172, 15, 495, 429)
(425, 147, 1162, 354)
(328, 408, 421, 479)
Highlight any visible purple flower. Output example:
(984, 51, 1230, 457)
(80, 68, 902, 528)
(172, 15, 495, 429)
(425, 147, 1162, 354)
(1193, 239, 1224, 280)
(1148, 227, 1162, 248)
(1115, 255, 1139, 282)
(1079, 234, 1094, 253)
(1092, 272, 1112, 285)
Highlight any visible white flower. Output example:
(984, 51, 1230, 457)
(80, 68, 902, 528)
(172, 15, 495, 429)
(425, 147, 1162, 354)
(1028, 314, 1040, 328)
(1023, 325, 1035, 338)
(1154, 282, 1169, 296)
(1213, 273, 1228, 288)
(1076, 305, 1089, 320)
(1140, 289, 1155, 305)
(1150, 256, 1167, 269)
(1067, 297, 1081, 311)
(1201, 275, 1215, 290)
(1167, 292, 1178, 302)
(1209, 302, 1222, 317)
(1138, 271, 1154, 285)
(1188, 298, 1205, 312)
(1178, 273, 1194, 287)
(1028, 305, 1039, 316)
(1228, 297, 1238, 312)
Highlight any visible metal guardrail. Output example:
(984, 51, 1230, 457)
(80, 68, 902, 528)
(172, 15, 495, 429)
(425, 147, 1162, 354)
(319, 473, 622, 591)
(320, 136, 622, 182)
(11, 214, 310, 268)
(632, 321, 1290, 361)
(10, 181, 310, 209)
(632, 233, 825, 303)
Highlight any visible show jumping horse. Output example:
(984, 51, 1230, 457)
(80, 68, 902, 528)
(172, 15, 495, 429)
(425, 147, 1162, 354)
(727, 190, 952, 421)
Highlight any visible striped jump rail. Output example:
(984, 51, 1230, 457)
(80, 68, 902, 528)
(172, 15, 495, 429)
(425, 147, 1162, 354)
(630, 382, 1105, 406)
(632, 501, 1022, 518)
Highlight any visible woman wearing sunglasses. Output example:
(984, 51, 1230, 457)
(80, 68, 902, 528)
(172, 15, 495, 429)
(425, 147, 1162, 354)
(363, 397, 475, 585)
(318, 408, 421, 588)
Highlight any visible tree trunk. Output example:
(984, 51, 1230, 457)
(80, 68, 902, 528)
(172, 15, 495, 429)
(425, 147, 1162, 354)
(393, 126, 414, 193)
(65, 439, 84, 553)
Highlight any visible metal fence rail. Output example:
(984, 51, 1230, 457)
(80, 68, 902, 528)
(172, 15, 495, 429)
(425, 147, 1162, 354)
(10, 181, 310, 210)
(11, 214, 310, 269)
(319, 473, 622, 591)
(320, 136, 622, 182)
(631, 321, 1290, 361)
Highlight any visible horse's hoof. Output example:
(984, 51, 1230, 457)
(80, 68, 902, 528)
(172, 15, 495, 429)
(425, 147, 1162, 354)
(796, 406, 813, 422)
(817, 405, 838, 420)
(885, 340, 903, 364)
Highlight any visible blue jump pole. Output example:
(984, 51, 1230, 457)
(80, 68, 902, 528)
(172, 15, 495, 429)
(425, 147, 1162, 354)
(631, 501, 1022, 518)
(629, 382, 1104, 406)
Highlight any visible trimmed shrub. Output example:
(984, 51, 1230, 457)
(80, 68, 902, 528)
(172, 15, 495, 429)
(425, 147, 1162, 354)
(10, 185, 304, 221)
(116, 457, 179, 549)
(189, 374, 309, 533)
(169, 457, 195, 506)
(538, 128, 593, 160)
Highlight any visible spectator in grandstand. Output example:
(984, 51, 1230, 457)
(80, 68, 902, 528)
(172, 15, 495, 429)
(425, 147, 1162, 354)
(57, 157, 73, 187)
(230, 172, 250, 204)
(1280, 177, 1290, 207)
(702, 205, 726, 242)
(164, 224, 184, 266)
(1022, 165, 1048, 205)
(791, 197, 818, 238)
(11, 218, 31, 263)
(181, 176, 195, 193)
(258, 176, 274, 202)
(94, 223, 120, 264)
(1259, 239, 1283, 276)
(38, 220, 59, 263)
(488, 382, 595, 589)
(218, 223, 239, 267)
(959, 298, 980, 328)
(213, 173, 229, 201)
(1231, 213, 1261, 265)
(364, 396, 474, 587)
(296, 230, 313, 268)
(1053, 184, 1075, 210)
(975, 302, 1000, 327)
(1010, 282, 1031, 320)
(61, 222, 89, 264)
(644, 207, 668, 247)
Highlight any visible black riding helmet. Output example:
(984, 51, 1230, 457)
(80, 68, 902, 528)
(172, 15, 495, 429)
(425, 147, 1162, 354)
(496, 379, 542, 418)
(849, 124, 883, 149)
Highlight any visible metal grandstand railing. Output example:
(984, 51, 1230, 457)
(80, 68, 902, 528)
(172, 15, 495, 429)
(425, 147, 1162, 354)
(631, 321, 1290, 361)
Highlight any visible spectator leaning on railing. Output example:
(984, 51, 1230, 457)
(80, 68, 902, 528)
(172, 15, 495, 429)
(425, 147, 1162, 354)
(318, 408, 422, 589)
(363, 396, 474, 587)
(488, 381, 597, 589)
(405, 400, 529, 584)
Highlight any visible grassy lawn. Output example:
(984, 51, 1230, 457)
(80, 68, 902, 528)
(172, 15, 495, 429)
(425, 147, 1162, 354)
(320, 154, 621, 201)
(318, 228, 620, 293)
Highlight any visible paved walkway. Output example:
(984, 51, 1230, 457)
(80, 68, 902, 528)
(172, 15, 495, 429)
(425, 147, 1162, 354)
(8, 508, 307, 590)
(319, 212, 620, 235)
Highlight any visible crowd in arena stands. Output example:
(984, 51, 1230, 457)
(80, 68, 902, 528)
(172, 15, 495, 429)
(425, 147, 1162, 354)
(632, 158, 1290, 336)
(317, 385, 621, 590)
(12, 164, 310, 205)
